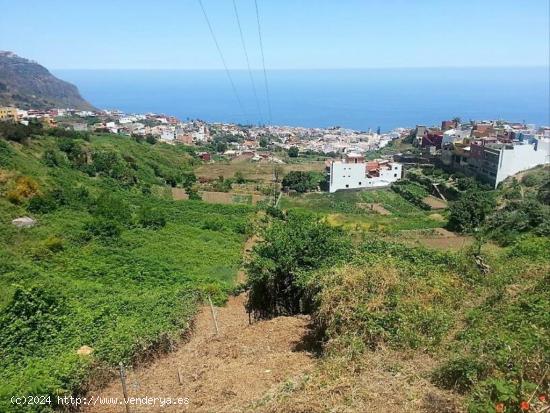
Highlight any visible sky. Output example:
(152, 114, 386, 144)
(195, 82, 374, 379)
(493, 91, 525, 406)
(0, 0, 548, 70)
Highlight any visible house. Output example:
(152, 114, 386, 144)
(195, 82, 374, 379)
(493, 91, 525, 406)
(442, 127, 472, 145)
(198, 152, 211, 161)
(442, 136, 550, 188)
(441, 120, 458, 131)
(422, 128, 443, 149)
(0, 107, 19, 122)
(328, 153, 402, 193)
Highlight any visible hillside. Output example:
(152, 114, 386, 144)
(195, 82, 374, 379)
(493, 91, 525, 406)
(0, 51, 94, 110)
(244, 167, 549, 413)
(0, 126, 254, 412)
(0, 123, 548, 413)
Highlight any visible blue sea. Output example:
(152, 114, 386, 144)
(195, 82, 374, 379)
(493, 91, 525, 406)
(54, 68, 549, 131)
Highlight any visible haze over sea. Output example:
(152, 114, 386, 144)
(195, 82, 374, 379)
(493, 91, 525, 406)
(55, 67, 549, 132)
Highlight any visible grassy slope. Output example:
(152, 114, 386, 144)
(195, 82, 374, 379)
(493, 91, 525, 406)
(262, 170, 549, 412)
(0, 134, 253, 411)
(280, 188, 444, 232)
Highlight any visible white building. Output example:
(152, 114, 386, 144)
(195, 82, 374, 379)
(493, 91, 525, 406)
(442, 128, 471, 145)
(328, 153, 402, 193)
(490, 138, 550, 187)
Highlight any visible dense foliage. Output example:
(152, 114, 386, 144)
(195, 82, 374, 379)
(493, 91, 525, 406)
(248, 167, 549, 413)
(0, 131, 253, 412)
(281, 170, 324, 193)
(246, 211, 350, 318)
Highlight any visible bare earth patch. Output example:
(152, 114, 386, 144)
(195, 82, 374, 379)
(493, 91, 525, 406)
(83, 295, 314, 413)
(397, 228, 473, 251)
(357, 203, 392, 215)
(423, 196, 448, 210)
(171, 188, 265, 205)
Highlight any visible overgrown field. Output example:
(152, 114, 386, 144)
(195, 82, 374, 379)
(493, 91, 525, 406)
(247, 168, 550, 413)
(195, 157, 325, 183)
(279, 188, 445, 232)
(0, 129, 253, 412)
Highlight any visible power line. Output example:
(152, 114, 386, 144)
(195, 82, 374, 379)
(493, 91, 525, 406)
(197, 0, 248, 123)
(254, 0, 272, 124)
(232, 0, 263, 125)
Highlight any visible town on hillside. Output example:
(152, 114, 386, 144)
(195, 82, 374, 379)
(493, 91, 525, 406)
(1, 105, 548, 193)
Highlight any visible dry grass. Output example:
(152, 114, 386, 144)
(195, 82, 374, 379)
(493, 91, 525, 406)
(423, 196, 448, 210)
(84, 294, 315, 413)
(357, 202, 392, 215)
(196, 159, 325, 183)
(251, 349, 464, 413)
(171, 188, 266, 205)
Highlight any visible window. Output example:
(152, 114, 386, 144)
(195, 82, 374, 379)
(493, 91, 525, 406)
(345, 184, 349, 188)
(359, 182, 362, 185)
(394, 174, 397, 177)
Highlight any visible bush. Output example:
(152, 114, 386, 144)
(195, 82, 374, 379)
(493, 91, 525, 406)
(246, 212, 350, 317)
(44, 236, 64, 252)
(137, 206, 166, 229)
(85, 218, 122, 239)
(447, 188, 496, 233)
(28, 194, 58, 213)
(288, 146, 299, 157)
(433, 356, 488, 393)
(6, 176, 40, 204)
(91, 193, 132, 227)
(282, 171, 323, 193)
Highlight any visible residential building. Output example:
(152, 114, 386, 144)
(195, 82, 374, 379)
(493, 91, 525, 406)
(442, 137, 550, 188)
(328, 153, 402, 193)
(0, 107, 19, 122)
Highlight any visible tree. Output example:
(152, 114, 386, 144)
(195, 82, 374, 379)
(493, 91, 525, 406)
(288, 146, 299, 158)
(282, 171, 323, 193)
(137, 206, 166, 229)
(259, 136, 269, 148)
(181, 172, 197, 191)
(447, 188, 496, 233)
(273, 165, 284, 182)
(246, 212, 349, 317)
(234, 171, 246, 184)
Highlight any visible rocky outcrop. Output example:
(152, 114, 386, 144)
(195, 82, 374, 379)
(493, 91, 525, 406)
(0, 51, 94, 110)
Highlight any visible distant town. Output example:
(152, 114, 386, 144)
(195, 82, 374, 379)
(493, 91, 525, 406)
(0, 105, 549, 191)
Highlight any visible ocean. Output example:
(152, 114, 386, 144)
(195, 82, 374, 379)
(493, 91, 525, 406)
(54, 67, 549, 131)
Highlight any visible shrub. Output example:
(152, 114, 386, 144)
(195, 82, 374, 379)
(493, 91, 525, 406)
(246, 211, 350, 317)
(137, 206, 166, 229)
(91, 193, 132, 227)
(44, 236, 64, 252)
(6, 176, 40, 204)
(28, 194, 58, 213)
(0, 286, 67, 359)
(85, 218, 122, 239)
(521, 174, 540, 187)
(433, 356, 488, 393)
(447, 188, 496, 232)
(282, 171, 323, 193)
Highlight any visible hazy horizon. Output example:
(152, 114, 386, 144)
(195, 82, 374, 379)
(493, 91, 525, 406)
(1, 0, 548, 70)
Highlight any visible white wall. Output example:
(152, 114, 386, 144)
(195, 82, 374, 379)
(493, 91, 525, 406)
(495, 139, 550, 186)
(329, 162, 402, 193)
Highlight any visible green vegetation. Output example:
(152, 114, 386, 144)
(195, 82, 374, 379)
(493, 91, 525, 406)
(279, 188, 444, 232)
(281, 170, 325, 193)
(287, 146, 299, 158)
(247, 167, 549, 413)
(0, 127, 253, 412)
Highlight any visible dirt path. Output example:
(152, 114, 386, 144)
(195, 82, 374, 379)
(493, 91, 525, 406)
(83, 294, 314, 413)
